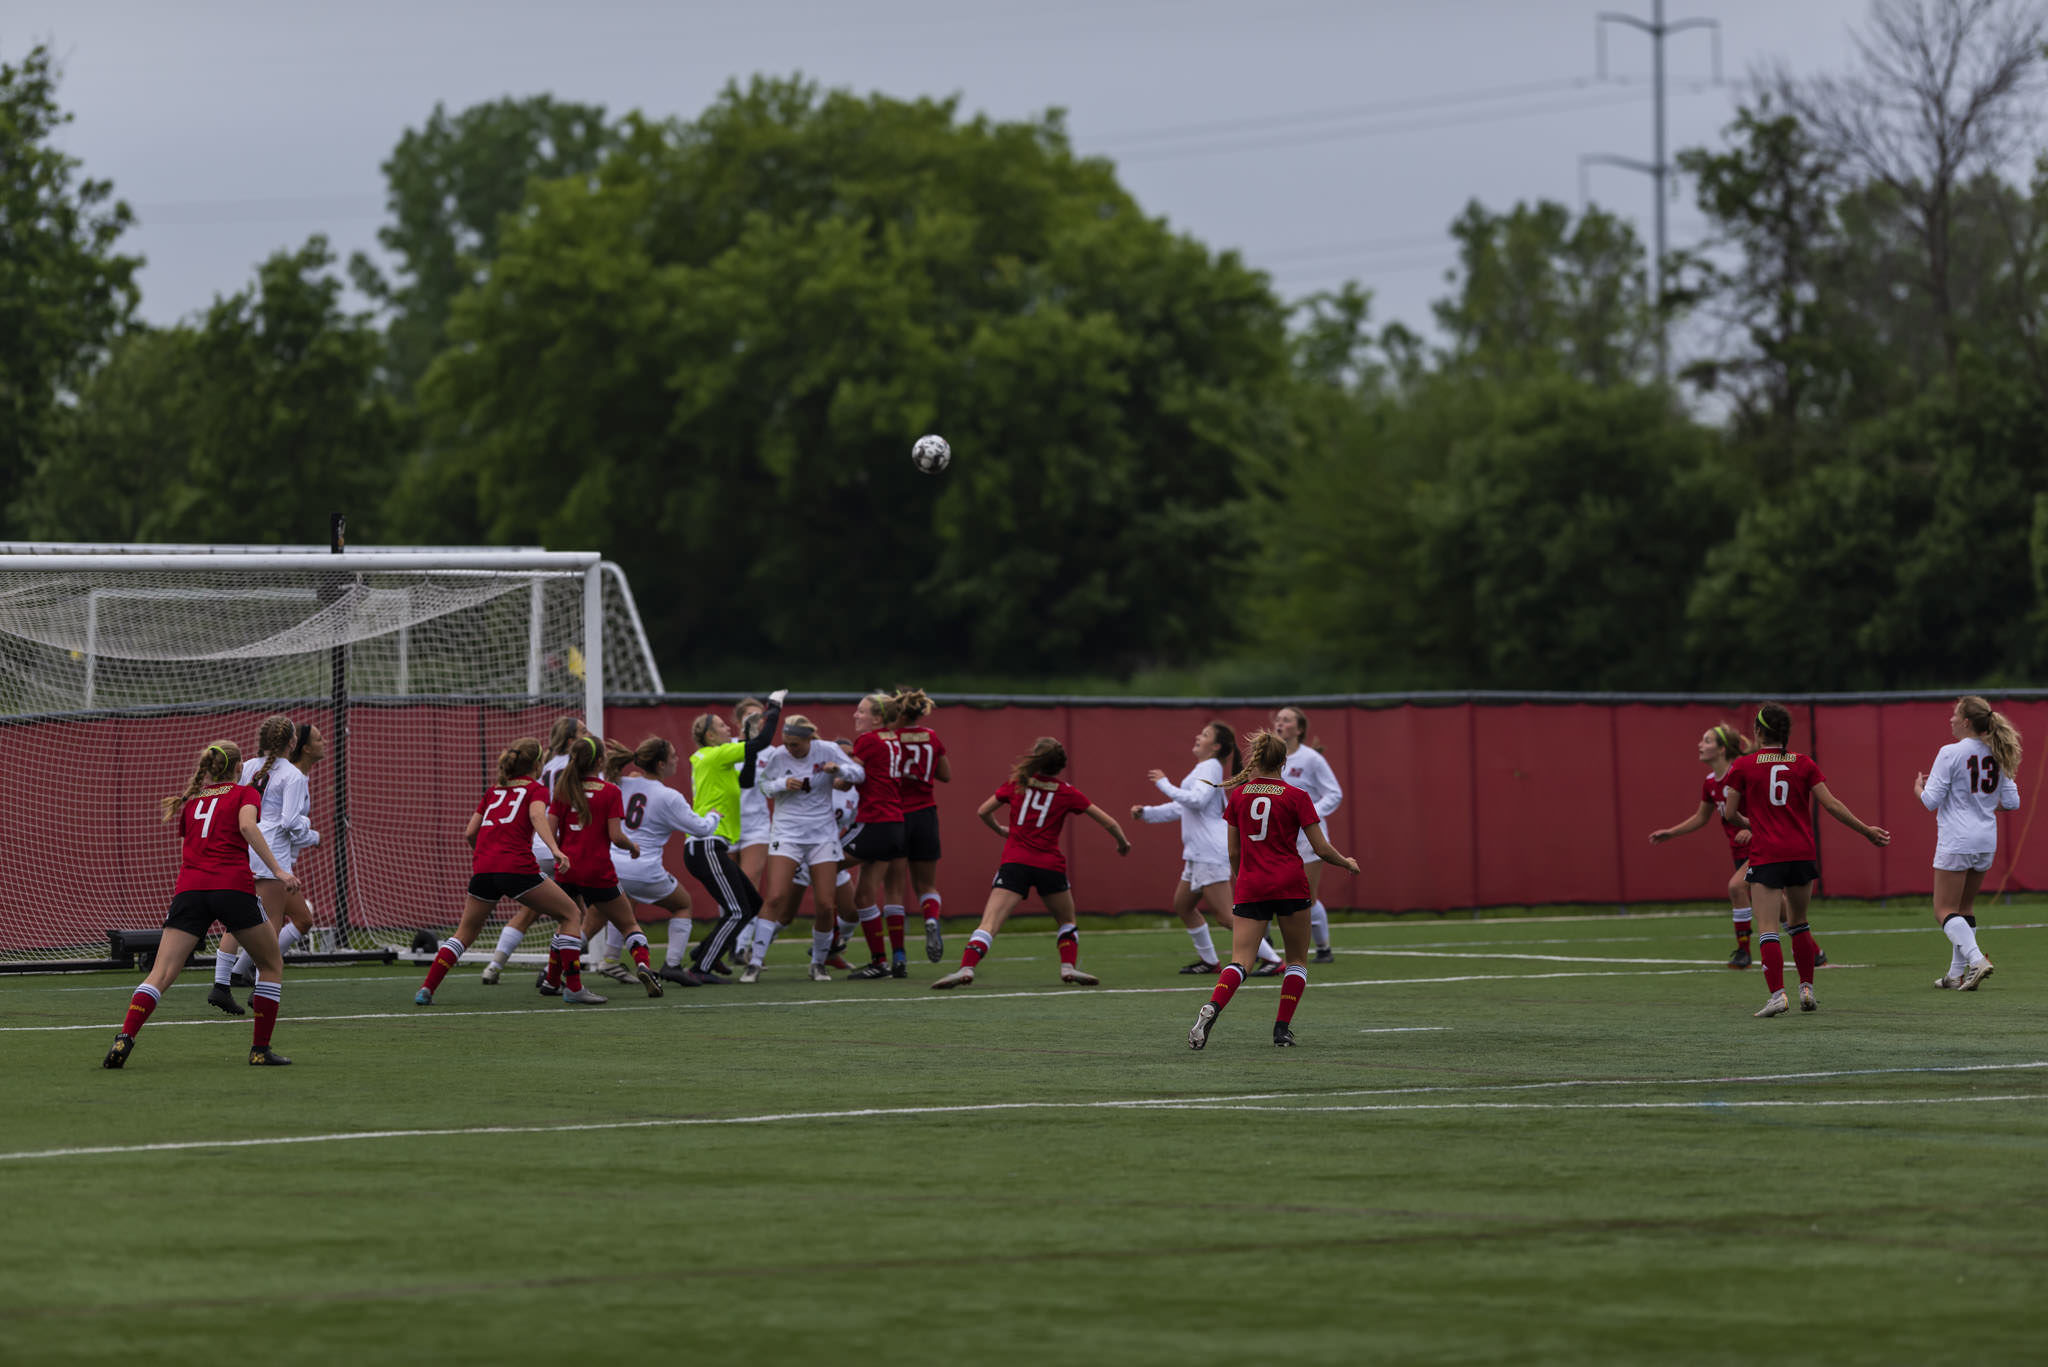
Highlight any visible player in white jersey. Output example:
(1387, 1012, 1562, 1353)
(480, 716, 586, 985)
(582, 736, 725, 987)
(1275, 705, 1346, 962)
(1915, 695, 2022, 992)
(746, 779, 863, 975)
(747, 716, 863, 982)
(1133, 722, 1284, 976)
(733, 697, 773, 888)
(207, 716, 323, 1016)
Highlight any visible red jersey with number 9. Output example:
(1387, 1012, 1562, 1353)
(1223, 779, 1321, 902)
(550, 779, 626, 888)
(174, 783, 263, 895)
(473, 779, 544, 876)
(1721, 750, 1827, 864)
(994, 778, 1091, 871)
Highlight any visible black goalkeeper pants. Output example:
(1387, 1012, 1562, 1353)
(682, 836, 762, 970)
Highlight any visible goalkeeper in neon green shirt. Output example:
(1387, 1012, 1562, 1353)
(681, 689, 783, 975)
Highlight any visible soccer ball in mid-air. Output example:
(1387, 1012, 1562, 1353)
(912, 434, 951, 474)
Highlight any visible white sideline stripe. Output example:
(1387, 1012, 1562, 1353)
(1359, 1027, 1451, 1033)
(0, 967, 1737, 1033)
(7, 1060, 2043, 1163)
(1337, 949, 1719, 966)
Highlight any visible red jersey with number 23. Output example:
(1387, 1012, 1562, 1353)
(473, 779, 544, 876)
(1722, 750, 1826, 864)
(549, 779, 626, 887)
(1224, 779, 1321, 902)
(175, 783, 263, 895)
(995, 778, 1091, 871)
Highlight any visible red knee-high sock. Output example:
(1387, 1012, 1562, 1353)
(1759, 934, 1784, 993)
(886, 909, 906, 954)
(920, 893, 941, 920)
(122, 983, 160, 1036)
(1277, 965, 1307, 1024)
(421, 939, 463, 992)
(1207, 963, 1246, 1012)
(1057, 926, 1079, 967)
(860, 911, 887, 960)
(1733, 917, 1752, 951)
(1788, 923, 1817, 984)
(961, 930, 991, 969)
(625, 932, 651, 969)
(250, 980, 281, 1048)
(543, 938, 565, 986)
(551, 936, 583, 991)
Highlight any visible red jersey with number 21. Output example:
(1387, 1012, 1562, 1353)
(994, 778, 1091, 871)
(1722, 750, 1826, 864)
(175, 783, 262, 895)
(473, 779, 544, 876)
(1224, 779, 1321, 902)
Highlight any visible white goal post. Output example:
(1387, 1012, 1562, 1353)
(0, 546, 663, 970)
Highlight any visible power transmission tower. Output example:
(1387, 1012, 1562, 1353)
(1580, 2, 1722, 381)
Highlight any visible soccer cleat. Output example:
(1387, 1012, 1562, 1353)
(229, 970, 254, 989)
(739, 962, 762, 984)
(1180, 959, 1221, 975)
(596, 961, 634, 983)
(1251, 961, 1281, 977)
(248, 1046, 292, 1066)
(891, 960, 908, 979)
(414, 988, 434, 1006)
(102, 1032, 134, 1069)
(930, 966, 975, 990)
(634, 965, 664, 998)
(1754, 991, 1790, 1018)
(1059, 966, 1100, 986)
(1958, 959, 1995, 991)
(479, 961, 502, 985)
(536, 978, 562, 997)
(1815, 948, 1829, 968)
(561, 986, 608, 1005)
(1799, 983, 1817, 1012)
(659, 964, 710, 986)
(1934, 973, 1961, 989)
(1188, 1003, 1218, 1050)
(847, 960, 891, 981)
(1311, 946, 1335, 964)
(807, 963, 833, 982)
(1273, 1022, 1297, 1047)
(824, 953, 852, 971)
(206, 984, 246, 1016)
(1728, 947, 1751, 969)
(924, 918, 944, 963)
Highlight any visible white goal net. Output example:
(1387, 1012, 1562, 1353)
(0, 548, 662, 968)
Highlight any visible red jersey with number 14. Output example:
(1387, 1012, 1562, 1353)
(473, 779, 544, 876)
(994, 778, 1092, 871)
(1223, 779, 1321, 902)
(550, 779, 626, 888)
(174, 783, 263, 895)
(1722, 750, 1826, 864)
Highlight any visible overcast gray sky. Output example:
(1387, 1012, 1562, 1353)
(16, 0, 1872, 335)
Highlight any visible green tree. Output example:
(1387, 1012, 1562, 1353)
(0, 44, 141, 526)
(405, 77, 1290, 678)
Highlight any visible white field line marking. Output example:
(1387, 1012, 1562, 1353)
(1360, 1027, 1451, 1033)
(7, 1061, 2043, 1164)
(1150, 1095, 2048, 1116)
(0, 967, 1736, 1034)
(1337, 949, 1716, 966)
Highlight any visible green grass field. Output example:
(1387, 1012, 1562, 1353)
(3, 902, 2043, 1366)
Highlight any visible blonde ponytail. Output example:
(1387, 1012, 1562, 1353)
(1222, 731, 1288, 790)
(162, 741, 241, 821)
(1960, 696, 2023, 776)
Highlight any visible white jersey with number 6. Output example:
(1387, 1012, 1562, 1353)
(615, 775, 720, 887)
(1920, 736, 2020, 856)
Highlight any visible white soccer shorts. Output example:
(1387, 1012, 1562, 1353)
(1932, 849, 1996, 873)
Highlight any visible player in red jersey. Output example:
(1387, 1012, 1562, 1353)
(544, 735, 659, 1002)
(895, 688, 951, 970)
(1187, 731, 1360, 1050)
(930, 737, 1131, 989)
(842, 692, 912, 979)
(413, 737, 587, 1005)
(1720, 702, 1888, 1018)
(102, 741, 302, 1069)
(1650, 722, 1761, 968)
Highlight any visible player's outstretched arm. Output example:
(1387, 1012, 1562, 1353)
(1650, 801, 1714, 843)
(1305, 822, 1360, 875)
(608, 815, 639, 859)
(1084, 804, 1131, 855)
(239, 805, 300, 891)
(1813, 783, 1889, 846)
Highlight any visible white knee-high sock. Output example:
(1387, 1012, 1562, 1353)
(490, 924, 524, 965)
(1308, 901, 1330, 950)
(1187, 923, 1218, 965)
(276, 922, 304, 956)
(232, 948, 254, 978)
(213, 943, 236, 986)
(598, 922, 625, 961)
(810, 930, 834, 965)
(1943, 915, 1987, 967)
(666, 918, 693, 967)
(1255, 937, 1282, 964)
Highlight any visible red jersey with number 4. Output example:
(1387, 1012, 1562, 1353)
(549, 779, 626, 887)
(994, 778, 1092, 871)
(1702, 770, 1748, 862)
(1722, 750, 1826, 864)
(896, 725, 946, 813)
(473, 779, 544, 876)
(1224, 779, 1320, 902)
(852, 730, 904, 823)
(174, 783, 262, 895)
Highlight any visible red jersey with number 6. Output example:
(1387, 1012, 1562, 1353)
(1223, 779, 1321, 902)
(1721, 750, 1826, 864)
(473, 779, 544, 876)
(994, 778, 1091, 871)
(175, 783, 263, 895)
(550, 779, 626, 888)
(896, 725, 946, 813)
